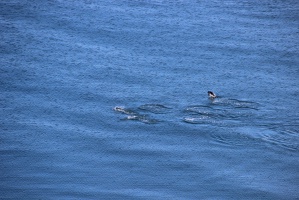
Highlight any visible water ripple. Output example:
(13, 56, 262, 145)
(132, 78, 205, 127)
(209, 98, 260, 110)
(113, 106, 137, 115)
(138, 104, 172, 114)
(210, 131, 255, 147)
(237, 126, 299, 151)
(182, 104, 256, 126)
(122, 115, 160, 124)
(114, 106, 160, 124)
(114, 99, 260, 126)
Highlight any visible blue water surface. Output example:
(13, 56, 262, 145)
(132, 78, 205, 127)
(1, 0, 299, 199)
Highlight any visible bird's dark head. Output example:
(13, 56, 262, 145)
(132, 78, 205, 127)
(208, 91, 216, 98)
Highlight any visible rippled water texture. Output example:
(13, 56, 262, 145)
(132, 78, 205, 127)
(1, 0, 299, 199)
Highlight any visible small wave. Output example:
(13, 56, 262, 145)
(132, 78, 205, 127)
(237, 126, 299, 151)
(229, 99, 260, 110)
(122, 115, 159, 124)
(138, 104, 172, 114)
(209, 98, 259, 110)
(210, 132, 254, 147)
(126, 115, 139, 120)
(183, 105, 215, 125)
(183, 105, 246, 125)
(182, 116, 242, 127)
(261, 129, 299, 151)
(184, 105, 213, 113)
(114, 106, 159, 124)
(183, 116, 211, 124)
(184, 105, 225, 118)
(209, 126, 299, 151)
(113, 106, 137, 115)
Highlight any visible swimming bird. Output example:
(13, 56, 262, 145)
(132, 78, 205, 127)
(208, 91, 216, 98)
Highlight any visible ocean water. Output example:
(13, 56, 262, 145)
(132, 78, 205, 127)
(1, 0, 298, 199)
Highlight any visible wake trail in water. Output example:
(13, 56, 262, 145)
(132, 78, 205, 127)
(113, 97, 298, 152)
